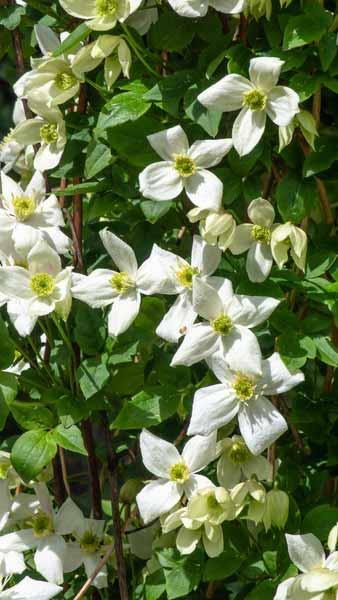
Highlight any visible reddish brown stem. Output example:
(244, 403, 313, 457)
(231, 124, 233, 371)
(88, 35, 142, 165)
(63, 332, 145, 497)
(81, 419, 102, 520)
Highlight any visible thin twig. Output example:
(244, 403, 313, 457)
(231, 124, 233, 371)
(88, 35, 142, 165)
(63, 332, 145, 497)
(73, 544, 114, 600)
(59, 447, 71, 497)
(81, 419, 103, 520)
(52, 453, 67, 506)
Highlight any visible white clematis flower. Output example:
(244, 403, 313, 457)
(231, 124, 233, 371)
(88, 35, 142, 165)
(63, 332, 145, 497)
(271, 222, 307, 271)
(141, 235, 221, 342)
(167, 0, 245, 18)
(216, 435, 271, 488)
(59, 0, 143, 31)
(139, 125, 233, 211)
(72, 35, 131, 90)
(126, 1, 158, 34)
(0, 171, 70, 257)
(11, 103, 67, 172)
(0, 576, 62, 599)
(136, 429, 217, 524)
(171, 277, 280, 376)
(274, 533, 338, 600)
(0, 484, 82, 584)
(0, 240, 72, 324)
(198, 57, 299, 156)
(188, 351, 303, 454)
(188, 207, 236, 251)
(72, 229, 157, 337)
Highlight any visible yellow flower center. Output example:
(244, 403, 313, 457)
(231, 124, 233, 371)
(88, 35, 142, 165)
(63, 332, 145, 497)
(96, 0, 119, 16)
(176, 265, 199, 289)
(12, 195, 35, 221)
(251, 225, 271, 244)
(40, 123, 58, 144)
(110, 272, 134, 294)
(173, 155, 196, 178)
(242, 89, 267, 111)
(233, 374, 255, 402)
(55, 72, 76, 91)
(169, 462, 189, 484)
(206, 493, 220, 510)
(80, 530, 101, 554)
(212, 314, 233, 335)
(30, 273, 55, 297)
(229, 440, 251, 464)
(31, 511, 54, 538)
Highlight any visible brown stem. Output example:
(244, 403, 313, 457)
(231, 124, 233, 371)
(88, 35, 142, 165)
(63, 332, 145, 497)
(81, 419, 102, 520)
(312, 88, 321, 128)
(102, 415, 129, 600)
(72, 83, 87, 273)
(59, 447, 71, 497)
(52, 452, 67, 506)
(73, 544, 114, 600)
(206, 581, 218, 599)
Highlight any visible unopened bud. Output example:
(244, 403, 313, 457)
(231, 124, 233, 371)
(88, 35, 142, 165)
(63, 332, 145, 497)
(263, 489, 289, 531)
(120, 478, 143, 504)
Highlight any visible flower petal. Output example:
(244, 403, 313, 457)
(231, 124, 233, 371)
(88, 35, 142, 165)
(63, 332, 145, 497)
(266, 86, 299, 126)
(191, 235, 221, 276)
(261, 352, 304, 395)
(209, 0, 245, 13)
(0, 576, 62, 599)
(249, 57, 284, 91)
(83, 553, 107, 589)
(238, 396, 287, 455)
(156, 292, 197, 343)
(248, 197, 275, 227)
(0, 268, 32, 301)
(286, 533, 325, 573)
(71, 269, 115, 308)
(107, 289, 140, 337)
(300, 569, 338, 593)
(182, 432, 217, 473)
(58, 0, 97, 18)
(99, 229, 138, 276)
(246, 242, 273, 282)
(147, 125, 189, 160)
(198, 75, 252, 113)
(188, 384, 239, 436)
(229, 224, 254, 255)
(139, 162, 183, 201)
(231, 295, 280, 328)
(136, 244, 185, 295)
(34, 144, 63, 172)
(176, 526, 201, 554)
(28, 239, 61, 276)
(188, 139, 233, 168)
(0, 529, 36, 552)
(136, 479, 182, 524)
(242, 455, 271, 481)
(203, 523, 223, 557)
(217, 454, 241, 488)
(192, 277, 223, 321)
(184, 169, 223, 211)
(220, 325, 263, 376)
(35, 535, 66, 584)
(232, 107, 266, 157)
(140, 429, 180, 478)
(184, 474, 215, 498)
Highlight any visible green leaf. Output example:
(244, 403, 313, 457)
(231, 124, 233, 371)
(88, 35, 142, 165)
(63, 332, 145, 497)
(303, 136, 338, 177)
(149, 11, 195, 52)
(314, 336, 338, 367)
(319, 32, 337, 71)
(165, 557, 202, 600)
(145, 571, 166, 600)
(113, 387, 179, 429)
(52, 181, 111, 196)
(106, 116, 160, 167)
(52, 424, 87, 456)
(143, 71, 195, 117)
(0, 372, 18, 406)
(97, 92, 150, 131)
(11, 430, 57, 482)
(245, 580, 275, 599)
(77, 357, 110, 400)
(278, 332, 308, 371)
(74, 304, 106, 355)
(141, 200, 173, 224)
(276, 171, 317, 222)
(52, 23, 90, 57)
(289, 73, 321, 101)
(184, 83, 222, 137)
(10, 403, 55, 430)
(203, 552, 242, 581)
(0, 316, 15, 370)
(0, 5, 25, 30)
(302, 504, 338, 540)
(283, 5, 332, 50)
(84, 141, 112, 178)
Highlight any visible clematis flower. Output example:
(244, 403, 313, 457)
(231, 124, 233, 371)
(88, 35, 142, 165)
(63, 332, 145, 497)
(274, 533, 338, 600)
(72, 35, 131, 89)
(171, 277, 280, 376)
(136, 429, 217, 524)
(230, 479, 267, 522)
(188, 207, 236, 251)
(0, 101, 27, 174)
(162, 487, 235, 557)
(0, 171, 70, 257)
(11, 103, 67, 172)
(0, 240, 72, 323)
(166, 0, 245, 18)
(278, 109, 318, 152)
(72, 229, 159, 337)
(0, 484, 82, 584)
(271, 222, 307, 271)
(58, 0, 143, 31)
(126, 1, 158, 34)
(139, 125, 233, 211)
(216, 435, 270, 488)
(0, 576, 62, 599)
(141, 235, 221, 342)
(0, 250, 38, 336)
(188, 351, 303, 454)
(198, 57, 299, 156)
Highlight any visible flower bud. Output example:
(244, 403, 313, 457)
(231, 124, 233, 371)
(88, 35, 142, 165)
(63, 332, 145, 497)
(120, 478, 143, 504)
(263, 489, 289, 531)
(271, 223, 307, 271)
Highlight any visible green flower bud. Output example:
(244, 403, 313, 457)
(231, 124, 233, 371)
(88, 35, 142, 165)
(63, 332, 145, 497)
(120, 478, 143, 504)
(263, 489, 289, 531)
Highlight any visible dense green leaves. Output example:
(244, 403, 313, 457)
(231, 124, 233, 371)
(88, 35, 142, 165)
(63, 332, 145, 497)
(11, 430, 57, 482)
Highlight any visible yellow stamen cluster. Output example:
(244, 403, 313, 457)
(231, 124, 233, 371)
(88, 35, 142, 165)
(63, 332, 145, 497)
(212, 314, 233, 335)
(176, 265, 199, 289)
(229, 439, 251, 464)
(55, 72, 76, 90)
(169, 462, 189, 484)
(31, 511, 54, 538)
(174, 155, 196, 177)
(242, 89, 267, 111)
(12, 195, 35, 221)
(40, 123, 58, 144)
(252, 225, 271, 244)
(30, 273, 55, 297)
(233, 374, 255, 402)
(80, 530, 101, 553)
(96, 0, 119, 16)
(110, 272, 134, 294)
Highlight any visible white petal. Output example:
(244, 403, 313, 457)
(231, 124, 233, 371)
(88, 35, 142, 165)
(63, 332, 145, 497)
(232, 295, 280, 328)
(0, 268, 32, 301)
(266, 86, 300, 126)
(168, 0, 208, 17)
(28, 240, 61, 276)
(198, 75, 252, 113)
(184, 170, 223, 211)
(273, 578, 296, 600)
(34, 24, 60, 55)
(248, 197, 275, 227)
(220, 325, 263, 376)
(188, 384, 239, 436)
(206, 352, 235, 384)
(25, 170, 45, 197)
(191, 235, 221, 276)
(249, 57, 284, 91)
(203, 523, 223, 557)
(188, 139, 233, 168)
(0, 529, 36, 552)
(12, 224, 42, 257)
(0, 576, 62, 599)
(238, 396, 287, 455)
(58, 0, 97, 18)
(192, 277, 223, 321)
(35, 535, 66, 584)
(139, 162, 183, 201)
(71, 269, 115, 308)
(184, 474, 215, 498)
(182, 432, 217, 473)
(242, 455, 271, 481)
(217, 455, 241, 488)
(286, 533, 325, 573)
(99, 229, 138, 276)
(147, 126, 189, 160)
(209, 0, 245, 13)
(2, 550, 25, 576)
(176, 526, 201, 554)
(0, 172, 22, 210)
(7, 300, 37, 337)
(300, 570, 338, 592)
(0, 481, 11, 532)
(246, 242, 273, 282)
(229, 224, 254, 255)
(136, 479, 181, 524)
(232, 107, 266, 157)
(34, 144, 63, 171)
(171, 323, 219, 367)
(156, 293, 197, 343)
(107, 290, 141, 337)
(139, 429, 180, 478)
(83, 553, 107, 589)
(54, 497, 84, 535)
(136, 244, 184, 295)
(261, 352, 304, 394)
